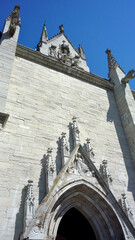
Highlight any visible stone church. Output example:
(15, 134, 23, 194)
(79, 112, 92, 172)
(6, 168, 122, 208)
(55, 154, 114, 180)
(0, 5, 135, 240)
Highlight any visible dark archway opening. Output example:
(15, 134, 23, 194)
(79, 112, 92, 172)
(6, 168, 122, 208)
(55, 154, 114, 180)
(56, 208, 97, 240)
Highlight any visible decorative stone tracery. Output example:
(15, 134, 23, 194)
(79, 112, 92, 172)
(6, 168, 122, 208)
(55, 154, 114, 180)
(24, 180, 35, 231)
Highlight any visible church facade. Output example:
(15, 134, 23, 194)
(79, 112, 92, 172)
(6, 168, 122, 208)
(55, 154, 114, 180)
(0, 5, 135, 240)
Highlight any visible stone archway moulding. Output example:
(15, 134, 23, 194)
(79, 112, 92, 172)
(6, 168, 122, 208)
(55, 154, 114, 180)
(43, 179, 126, 240)
(22, 142, 135, 240)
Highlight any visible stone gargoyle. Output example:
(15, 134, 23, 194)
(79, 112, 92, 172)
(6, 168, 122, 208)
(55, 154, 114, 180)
(122, 69, 135, 84)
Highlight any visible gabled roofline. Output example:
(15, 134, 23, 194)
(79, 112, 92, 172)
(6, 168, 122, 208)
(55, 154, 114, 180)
(47, 32, 81, 58)
(16, 44, 114, 91)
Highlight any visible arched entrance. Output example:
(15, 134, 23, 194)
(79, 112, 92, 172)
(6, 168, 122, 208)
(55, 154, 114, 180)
(56, 207, 97, 240)
(44, 180, 126, 240)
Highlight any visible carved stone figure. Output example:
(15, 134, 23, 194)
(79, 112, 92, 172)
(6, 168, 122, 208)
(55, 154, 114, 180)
(78, 45, 86, 60)
(101, 160, 113, 187)
(75, 152, 90, 174)
(72, 117, 80, 147)
(122, 69, 135, 84)
(71, 55, 80, 67)
(58, 41, 72, 66)
(67, 151, 92, 177)
(59, 24, 64, 33)
(86, 138, 95, 162)
(7, 5, 21, 37)
(61, 132, 69, 166)
(50, 45, 57, 58)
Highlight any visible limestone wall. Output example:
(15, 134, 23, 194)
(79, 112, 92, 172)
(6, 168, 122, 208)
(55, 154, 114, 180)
(0, 56, 135, 240)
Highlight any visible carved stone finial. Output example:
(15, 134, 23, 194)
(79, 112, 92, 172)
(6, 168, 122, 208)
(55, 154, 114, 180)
(61, 132, 69, 166)
(102, 160, 113, 188)
(86, 138, 95, 163)
(59, 24, 64, 33)
(46, 148, 54, 174)
(105, 49, 124, 77)
(41, 23, 48, 42)
(46, 148, 56, 193)
(121, 193, 134, 223)
(78, 45, 86, 60)
(72, 117, 80, 147)
(105, 49, 111, 55)
(7, 5, 21, 37)
(24, 180, 35, 230)
(122, 69, 135, 84)
(105, 49, 118, 71)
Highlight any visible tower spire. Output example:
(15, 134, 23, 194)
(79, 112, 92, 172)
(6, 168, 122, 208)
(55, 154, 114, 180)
(40, 22, 48, 43)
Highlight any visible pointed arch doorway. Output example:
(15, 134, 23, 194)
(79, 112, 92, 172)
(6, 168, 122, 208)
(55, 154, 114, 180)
(56, 208, 97, 240)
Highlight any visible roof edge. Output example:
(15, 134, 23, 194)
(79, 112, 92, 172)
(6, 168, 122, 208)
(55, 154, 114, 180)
(16, 44, 114, 91)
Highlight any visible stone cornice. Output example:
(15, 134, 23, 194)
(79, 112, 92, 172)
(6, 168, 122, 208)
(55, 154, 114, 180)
(16, 44, 114, 90)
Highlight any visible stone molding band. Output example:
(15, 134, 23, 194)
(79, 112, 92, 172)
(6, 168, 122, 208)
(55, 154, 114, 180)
(16, 44, 114, 91)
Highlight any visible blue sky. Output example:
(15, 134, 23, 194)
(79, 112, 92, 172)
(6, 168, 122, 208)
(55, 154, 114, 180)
(1, 0, 135, 90)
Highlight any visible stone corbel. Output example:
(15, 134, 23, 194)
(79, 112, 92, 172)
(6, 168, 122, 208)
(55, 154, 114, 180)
(121, 69, 135, 84)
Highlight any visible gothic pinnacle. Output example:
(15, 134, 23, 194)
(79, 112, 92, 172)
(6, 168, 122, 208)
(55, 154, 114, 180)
(105, 49, 118, 71)
(105, 49, 125, 77)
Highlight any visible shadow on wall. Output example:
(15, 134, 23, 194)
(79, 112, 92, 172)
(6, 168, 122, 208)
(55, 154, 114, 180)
(68, 122, 74, 153)
(38, 155, 46, 204)
(56, 137, 62, 175)
(13, 186, 26, 240)
(107, 89, 135, 201)
(0, 31, 10, 44)
(38, 122, 74, 203)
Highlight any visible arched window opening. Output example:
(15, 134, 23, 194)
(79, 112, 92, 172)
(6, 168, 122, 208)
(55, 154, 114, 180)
(56, 207, 97, 240)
